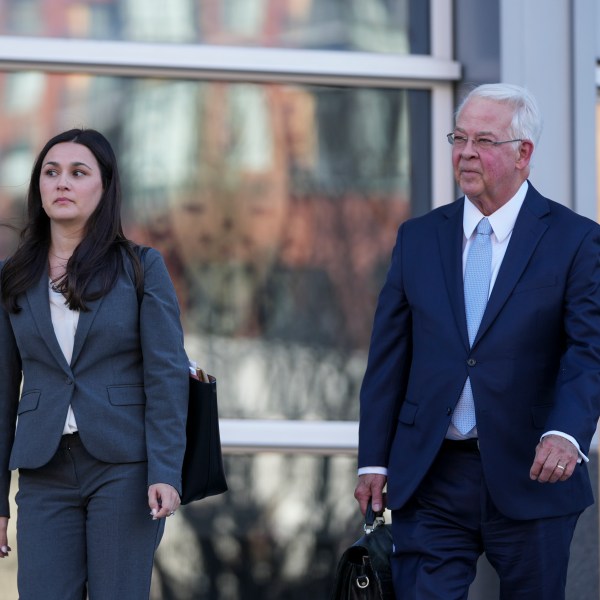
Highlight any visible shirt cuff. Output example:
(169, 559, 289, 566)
(541, 431, 588, 463)
(358, 466, 388, 476)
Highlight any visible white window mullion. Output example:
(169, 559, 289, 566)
(219, 419, 358, 455)
(0, 35, 460, 88)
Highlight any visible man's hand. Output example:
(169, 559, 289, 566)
(354, 473, 387, 515)
(148, 483, 181, 520)
(0, 516, 11, 558)
(530, 434, 579, 483)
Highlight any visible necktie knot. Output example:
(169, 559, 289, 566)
(476, 217, 492, 237)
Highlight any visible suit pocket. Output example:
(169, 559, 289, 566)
(107, 384, 146, 406)
(18, 390, 41, 414)
(513, 275, 557, 294)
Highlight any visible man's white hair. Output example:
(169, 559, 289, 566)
(456, 83, 543, 146)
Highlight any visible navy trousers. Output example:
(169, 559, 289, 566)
(16, 433, 165, 600)
(391, 439, 580, 600)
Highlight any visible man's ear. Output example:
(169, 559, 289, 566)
(516, 140, 534, 170)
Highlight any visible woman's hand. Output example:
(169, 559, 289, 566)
(0, 516, 11, 557)
(148, 484, 181, 520)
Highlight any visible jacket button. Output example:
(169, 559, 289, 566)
(446, 407, 452, 415)
(66, 378, 73, 385)
(467, 358, 476, 367)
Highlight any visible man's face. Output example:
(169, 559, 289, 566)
(452, 97, 531, 214)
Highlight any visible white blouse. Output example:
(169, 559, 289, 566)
(49, 281, 80, 434)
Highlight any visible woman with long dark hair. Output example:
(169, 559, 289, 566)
(0, 129, 188, 599)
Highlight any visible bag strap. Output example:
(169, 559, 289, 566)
(134, 245, 149, 307)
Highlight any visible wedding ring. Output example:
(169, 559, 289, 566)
(556, 464, 565, 470)
(169, 511, 176, 516)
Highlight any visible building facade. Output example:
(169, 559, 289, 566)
(0, 1, 598, 598)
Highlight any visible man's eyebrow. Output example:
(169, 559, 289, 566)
(454, 127, 496, 136)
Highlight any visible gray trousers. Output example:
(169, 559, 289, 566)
(16, 433, 165, 600)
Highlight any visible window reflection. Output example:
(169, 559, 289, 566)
(0, 72, 428, 420)
(0, 0, 425, 53)
(152, 453, 365, 600)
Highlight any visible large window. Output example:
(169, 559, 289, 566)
(0, 72, 426, 422)
(0, 1, 459, 598)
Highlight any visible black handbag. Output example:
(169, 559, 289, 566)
(180, 372, 228, 504)
(331, 502, 394, 600)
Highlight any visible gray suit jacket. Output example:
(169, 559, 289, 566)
(0, 248, 189, 516)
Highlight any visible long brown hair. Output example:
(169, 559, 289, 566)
(1, 128, 142, 312)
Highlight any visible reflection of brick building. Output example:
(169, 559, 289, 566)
(125, 79, 412, 350)
(0, 67, 412, 351)
(0, 70, 117, 262)
(0, 0, 414, 351)
(0, 4, 438, 600)
(2, 2, 598, 600)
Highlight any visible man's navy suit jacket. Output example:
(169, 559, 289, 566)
(0, 248, 189, 517)
(358, 182, 600, 520)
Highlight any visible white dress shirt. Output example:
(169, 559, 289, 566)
(49, 281, 80, 434)
(445, 180, 528, 439)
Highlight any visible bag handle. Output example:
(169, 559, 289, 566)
(364, 500, 386, 534)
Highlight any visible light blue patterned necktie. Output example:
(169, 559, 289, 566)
(452, 217, 493, 434)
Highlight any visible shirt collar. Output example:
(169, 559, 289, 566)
(463, 180, 528, 242)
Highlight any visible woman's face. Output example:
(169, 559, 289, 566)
(40, 142, 104, 229)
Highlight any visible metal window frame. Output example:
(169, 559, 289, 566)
(0, 0, 459, 454)
(219, 420, 358, 455)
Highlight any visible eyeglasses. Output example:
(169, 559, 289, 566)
(447, 133, 523, 150)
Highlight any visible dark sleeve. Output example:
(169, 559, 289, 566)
(358, 225, 412, 468)
(545, 225, 600, 454)
(0, 262, 22, 516)
(138, 249, 189, 492)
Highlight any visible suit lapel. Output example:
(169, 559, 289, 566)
(26, 271, 106, 369)
(71, 295, 104, 367)
(473, 187, 549, 346)
(437, 198, 470, 351)
(26, 273, 71, 373)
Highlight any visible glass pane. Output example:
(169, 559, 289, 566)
(152, 453, 368, 600)
(0, 71, 431, 420)
(0, 0, 429, 54)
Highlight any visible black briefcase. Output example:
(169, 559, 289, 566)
(331, 502, 394, 599)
